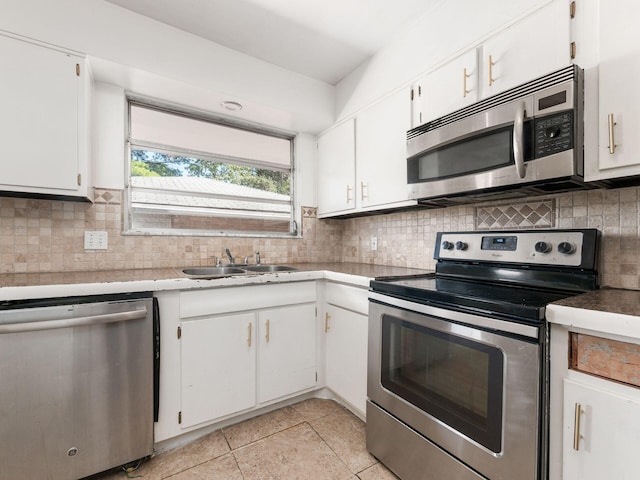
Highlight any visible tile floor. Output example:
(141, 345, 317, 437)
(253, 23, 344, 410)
(92, 398, 398, 480)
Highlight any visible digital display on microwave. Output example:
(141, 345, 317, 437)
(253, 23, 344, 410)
(538, 90, 567, 110)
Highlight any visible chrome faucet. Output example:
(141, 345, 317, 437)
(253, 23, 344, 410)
(224, 248, 234, 265)
(255, 251, 261, 265)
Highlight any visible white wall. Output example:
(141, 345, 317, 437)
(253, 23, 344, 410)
(335, 0, 552, 121)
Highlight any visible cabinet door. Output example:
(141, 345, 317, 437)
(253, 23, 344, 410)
(480, 1, 571, 98)
(324, 305, 368, 416)
(258, 304, 316, 404)
(317, 119, 356, 216)
(0, 34, 86, 196)
(595, 0, 640, 175)
(356, 89, 413, 209)
(180, 313, 256, 429)
(562, 379, 640, 480)
(416, 49, 479, 125)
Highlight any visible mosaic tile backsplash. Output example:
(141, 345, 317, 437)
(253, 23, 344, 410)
(1, 187, 639, 289)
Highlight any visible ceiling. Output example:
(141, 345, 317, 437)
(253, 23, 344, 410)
(105, 0, 441, 85)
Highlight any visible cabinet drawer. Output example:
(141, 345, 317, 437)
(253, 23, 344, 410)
(326, 282, 368, 315)
(180, 281, 316, 318)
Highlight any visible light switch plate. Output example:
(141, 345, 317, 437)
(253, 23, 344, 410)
(371, 236, 378, 251)
(84, 231, 108, 250)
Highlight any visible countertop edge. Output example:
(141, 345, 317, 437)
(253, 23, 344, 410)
(0, 263, 432, 301)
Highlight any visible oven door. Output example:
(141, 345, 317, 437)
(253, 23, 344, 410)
(368, 294, 544, 480)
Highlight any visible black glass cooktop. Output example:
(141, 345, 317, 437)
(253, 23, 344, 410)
(370, 274, 580, 322)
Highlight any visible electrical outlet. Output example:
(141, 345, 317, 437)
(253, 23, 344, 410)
(371, 236, 378, 251)
(84, 231, 108, 250)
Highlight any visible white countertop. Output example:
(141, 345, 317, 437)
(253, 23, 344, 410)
(0, 263, 432, 301)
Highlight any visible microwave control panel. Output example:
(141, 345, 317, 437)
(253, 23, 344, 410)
(534, 111, 573, 158)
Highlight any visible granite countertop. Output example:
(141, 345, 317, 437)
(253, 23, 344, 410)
(0, 262, 432, 301)
(551, 288, 640, 318)
(548, 287, 640, 338)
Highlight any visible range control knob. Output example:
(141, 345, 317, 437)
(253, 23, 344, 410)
(557, 241, 576, 255)
(534, 241, 551, 253)
(455, 241, 468, 251)
(441, 241, 454, 250)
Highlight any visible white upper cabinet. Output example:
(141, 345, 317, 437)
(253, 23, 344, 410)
(480, 0, 571, 99)
(318, 91, 416, 218)
(317, 119, 356, 216)
(413, 49, 479, 126)
(591, 0, 640, 180)
(0, 32, 91, 200)
(355, 89, 414, 210)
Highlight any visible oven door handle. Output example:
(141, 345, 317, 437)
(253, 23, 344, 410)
(513, 101, 526, 179)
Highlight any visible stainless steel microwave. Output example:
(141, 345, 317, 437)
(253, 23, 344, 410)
(407, 65, 587, 207)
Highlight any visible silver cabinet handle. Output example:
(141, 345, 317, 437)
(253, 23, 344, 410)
(0, 309, 147, 334)
(513, 101, 526, 179)
(573, 402, 583, 451)
(325, 312, 331, 333)
(247, 322, 252, 347)
(346, 185, 353, 203)
(608, 113, 617, 154)
(265, 319, 270, 343)
(361, 181, 368, 201)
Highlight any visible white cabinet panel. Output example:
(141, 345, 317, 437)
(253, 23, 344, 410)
(0, 33, 90, 199)
(415, 49, 479, 126)
(356, 89, 413, 209)
(324, 304, 368, 416)
(258, 304, 317, 404)
(480, 0, 571, 98)
(317, 119, 356, 216)
(179, 283, 317, 430)
(562, 378, 640, 480)
(180, 312, 256, 429)
(594, 0, 640, 177)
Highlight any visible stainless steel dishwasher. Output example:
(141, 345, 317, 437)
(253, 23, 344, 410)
(0, 292, 156, 480)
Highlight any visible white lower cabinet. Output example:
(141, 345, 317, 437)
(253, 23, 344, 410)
(258, 304, 317, 404)
(323, 282, 369, 417)
(562, 378, 640, 480)
(180, 312, 256, 429)
(177, 282, 317, 431)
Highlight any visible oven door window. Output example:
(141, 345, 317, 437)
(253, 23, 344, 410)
(381, 315, 504, 453)
(407, 122, 532, 183)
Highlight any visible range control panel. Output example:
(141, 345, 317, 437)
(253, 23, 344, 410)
(435, 230, 596, 268)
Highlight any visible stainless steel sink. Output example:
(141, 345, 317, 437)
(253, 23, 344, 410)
(182, 267, 247, 276)
(242, 265, 299, 273)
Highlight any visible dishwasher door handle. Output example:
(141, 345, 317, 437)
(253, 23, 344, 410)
(0, 308, 148, 334)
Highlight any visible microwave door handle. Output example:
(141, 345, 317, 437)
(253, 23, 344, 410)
(513, 101, 526, 179)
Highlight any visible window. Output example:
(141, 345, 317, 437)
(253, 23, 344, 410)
(125, 101, 296, 236)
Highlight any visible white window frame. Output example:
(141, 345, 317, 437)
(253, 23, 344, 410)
(123, 96, 299, 238)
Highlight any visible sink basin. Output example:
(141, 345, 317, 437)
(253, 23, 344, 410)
(182, 267, 247, 277)
(242, 265, 299, 273)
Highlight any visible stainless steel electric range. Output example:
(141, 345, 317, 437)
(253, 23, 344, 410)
(367, 229, 600, 480)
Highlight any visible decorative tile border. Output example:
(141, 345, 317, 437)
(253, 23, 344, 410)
(94, 188, 122, 205)
(302, 207, 317, 218)
(475, 199, 556, 230)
